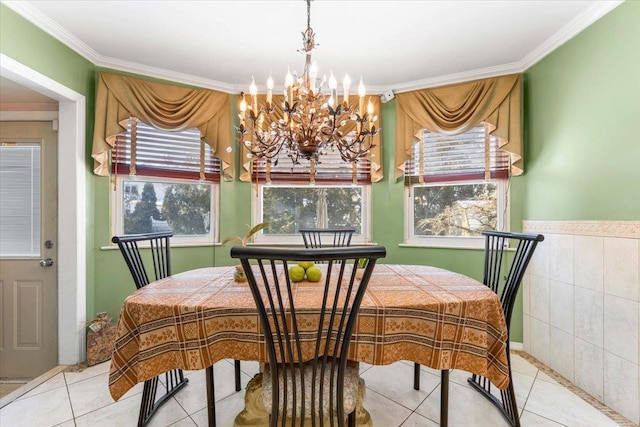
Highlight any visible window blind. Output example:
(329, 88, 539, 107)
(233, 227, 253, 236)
(112, 118, 221, 182)
(252, 149, 371, 184)
(405, 123, 509, 184)
(0, 144, 41, 257)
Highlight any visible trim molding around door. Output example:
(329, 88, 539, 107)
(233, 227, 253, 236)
(1, 53, 87, 365)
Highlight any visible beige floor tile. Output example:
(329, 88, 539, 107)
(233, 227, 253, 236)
(359, 362, 373, 375)
(234, 359, 260, 378)
(520, 410, 566, 426)
(18, 372, 66, 400)
(361, 361, 439, 410)
(0, 386, 73, 427)
(535, 369, 559, 384)
(363, 388, 413, 426)
(64, 360, 111, 385)
(525, 378, 621, 427)
(414, 380, 509, 425)
(510, 353, 540, 378)
(190, 392, 246, 427)
(74, 393, 187, 427)
(53, 420, 77, 427)
(399, 411, 439, 426)
(68, 371, 143, 417)
(168, 416, 198, 426)
(177, 362, 248, 415)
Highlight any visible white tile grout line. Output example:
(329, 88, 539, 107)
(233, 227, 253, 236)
(0, 365, 68, 409)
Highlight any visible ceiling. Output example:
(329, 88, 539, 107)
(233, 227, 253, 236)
(0, 76, 58, 107)
(2, 0, 623, 99)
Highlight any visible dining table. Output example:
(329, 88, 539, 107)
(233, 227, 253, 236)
(108, 263, 511, 426)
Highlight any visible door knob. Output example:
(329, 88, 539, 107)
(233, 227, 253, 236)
(39, 258, 54, 267)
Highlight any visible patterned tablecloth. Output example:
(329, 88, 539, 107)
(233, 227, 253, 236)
(109, 264, 510, 401)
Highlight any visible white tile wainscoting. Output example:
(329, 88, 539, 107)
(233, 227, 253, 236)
(523, 220, 640, 424)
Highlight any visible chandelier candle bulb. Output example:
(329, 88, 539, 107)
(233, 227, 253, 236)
(329, 70, 338, 103)
(358, 78, 366, 116)
(266, 75, 274, 106)
(309, 62, 318, 91)
(249, 77, 258, 114)
(343, 74, 350, 107)
(285, 68, 294, 104)
(239, 96, 247, 127)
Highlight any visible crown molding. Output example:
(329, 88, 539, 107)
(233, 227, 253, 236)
(390, 62, 523, 94)
(2, 0, 100, 64)
(519, 0, 624, 70)
(3, 0, 624, 94)
(94, 56, 236, 93)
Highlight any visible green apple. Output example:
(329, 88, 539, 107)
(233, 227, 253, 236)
(289, 265, 306, 282)
(298, 261, 315, 270)
(306, 266, 322, 282)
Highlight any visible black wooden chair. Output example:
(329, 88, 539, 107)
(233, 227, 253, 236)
(300, 227, 356, 248)
(412, 230, 544, 427)
(231, 245, 386, 427)
(112, 231, 241, 427)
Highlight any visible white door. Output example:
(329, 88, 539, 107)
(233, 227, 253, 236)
(0, 121, 58, 379)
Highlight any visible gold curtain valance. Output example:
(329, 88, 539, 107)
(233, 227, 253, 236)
(92, 72, 233, 180)
(395, 73, 522, 179)
(239, 94, 383, 183)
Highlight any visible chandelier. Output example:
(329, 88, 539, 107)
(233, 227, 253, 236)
(238, 0, 379, 175)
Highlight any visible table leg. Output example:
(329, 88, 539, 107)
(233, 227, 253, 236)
(234, 374, 372, 427)
(441, 370, 449, 427)
(235, 360, 242, 392)
(206, 366, 216, 427)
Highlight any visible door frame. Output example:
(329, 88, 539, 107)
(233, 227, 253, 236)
(1, 54, 86, 365)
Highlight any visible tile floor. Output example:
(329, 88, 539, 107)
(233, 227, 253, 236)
(0, 353, 630, 427)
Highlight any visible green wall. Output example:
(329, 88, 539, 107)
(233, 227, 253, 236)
(0, 4, 98, 318)
(523, 0, 640, 220)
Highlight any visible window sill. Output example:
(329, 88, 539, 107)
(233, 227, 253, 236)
(399, 243, 485, 250)
(399, 242, 515, 251)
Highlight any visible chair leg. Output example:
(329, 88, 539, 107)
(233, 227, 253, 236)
(414, 363, 420, 390)
(234, 359, 242, 392)
(137, 370, 189, 426)
(467, 372, 521, 427)
(206, 366, 217, 427)
(348, 410, 356, 427)
(440, 370, 449, 427)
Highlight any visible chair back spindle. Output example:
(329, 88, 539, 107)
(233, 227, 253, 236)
(231, 245, 386, 427)
(112, 232, 172, 289)
(299, 227, 356, 249)
(482, 230, 545, 331)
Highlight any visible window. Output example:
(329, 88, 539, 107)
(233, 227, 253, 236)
(254, 184, 369, 244)
(252, 151, 371, 244)
(112, 119, 220, 244)
(405, 124, 509, 248)
(0, 143, 40, 257)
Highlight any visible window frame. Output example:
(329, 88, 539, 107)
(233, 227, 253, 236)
(404, 178, 509, 249)
(111, 174, 219, 246)
(252, 183, 371, 246)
